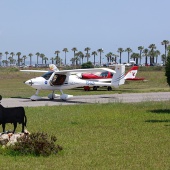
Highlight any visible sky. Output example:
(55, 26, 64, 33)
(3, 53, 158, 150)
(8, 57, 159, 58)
(0, 0, 170, 65)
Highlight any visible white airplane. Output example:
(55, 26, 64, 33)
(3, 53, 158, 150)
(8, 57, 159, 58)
(21, 64, 125, 101)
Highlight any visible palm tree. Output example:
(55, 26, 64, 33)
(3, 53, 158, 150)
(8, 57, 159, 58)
(125, 48, 132, 63)
(70, 58, 75, 66)
(2, 60, 6, 66)
(111, 56, 115, 63)
(22, 55, 27, 65)
(44, 57, 48, 64)
(142, 48, 149, 65)
(131, 53, 140, 64)
(97, 48, 104, 66)
(84, 47, 91, 62)
(54, 56, 61, 66)
(35, 52, 40, 65)
(91, 51, 97, 66)
(54, 50, 60, 65)
(62, 48, 69, 65)
(40, 53, 45, 64)
(74, 53, 80, 66)
(78, 51, 84, 64)
(0, 52, 3, 66)
(161, 54, 166, 65)
(10, 52, 15, 61)
(155, 50, 160, 64)
(137, 46, 144, 64)
(113, 54, 119, 64)
(71, 47, 78, 66)
(50, 57, 54, 64)
(106, 52, 113, 63)
(18, 58, 23, 65)
(117, 48, 124, 64)
(168, 45, 170, 51)
(28, 53, 33, 66)
(161, 40, 169, 63)
(148, 44, 156, 64)
(8, 56, 13, 66)
(85, 53, 90, 62)
(105, 53, 110, 63)
(5, 51, 9, 66)
(16, 52, 21, 66)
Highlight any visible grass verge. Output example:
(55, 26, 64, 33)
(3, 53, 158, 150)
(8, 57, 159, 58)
(0, 102, 170, 169)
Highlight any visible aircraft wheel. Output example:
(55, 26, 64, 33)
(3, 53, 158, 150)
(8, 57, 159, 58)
(84, 86, 90, 91)
(93, 86, 98, 91)
(107, 86, 112, 91)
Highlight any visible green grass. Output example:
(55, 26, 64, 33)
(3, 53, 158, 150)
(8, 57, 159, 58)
(0, 102, 170, 169)
(0, 67, 170, 169)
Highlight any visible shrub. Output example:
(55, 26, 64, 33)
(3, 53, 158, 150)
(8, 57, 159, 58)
(81, 61, 94, 68)
(165, 50, 170, 86)
(7, 132, 63, 156)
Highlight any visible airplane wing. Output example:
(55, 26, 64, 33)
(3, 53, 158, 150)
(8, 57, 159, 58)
(20, 70, 48, 73)
(20, 64, 58, 73)
(55, 68, 116, 75)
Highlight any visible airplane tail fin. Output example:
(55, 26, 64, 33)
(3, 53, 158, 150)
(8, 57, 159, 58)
(124, 66, 138, 80)
(111, 64, 125, 87)
(49, 64, 59, 71)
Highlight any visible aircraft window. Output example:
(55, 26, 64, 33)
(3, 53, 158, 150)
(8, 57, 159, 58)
(41, 71, 53, 80)
(51, 74, 66, 86)
(100, 71, 108, 77)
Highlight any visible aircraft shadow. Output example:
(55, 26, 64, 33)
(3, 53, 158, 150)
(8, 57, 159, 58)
(145, 119, 170, 123)
(11, 96, 30, 99)
(145, 109, 170, 125)
(22, 98, 87, 104)
(148, 109, 170, 114)
(100, 96, 117, 99)
(54, 99, 87, 104)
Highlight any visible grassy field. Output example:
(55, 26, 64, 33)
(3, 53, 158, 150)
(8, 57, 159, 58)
(0, 67, 170, 169)
(0, 102, 170, 169)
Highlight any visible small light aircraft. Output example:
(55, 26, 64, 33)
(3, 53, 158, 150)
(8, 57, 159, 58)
(21, 64, 125, 101)
(78, 66, 145, 91)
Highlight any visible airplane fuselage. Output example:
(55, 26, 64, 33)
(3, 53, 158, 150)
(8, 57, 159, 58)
(25, 74, 114, 91)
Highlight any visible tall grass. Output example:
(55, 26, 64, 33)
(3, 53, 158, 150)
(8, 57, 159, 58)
(0, 102, 170, 169)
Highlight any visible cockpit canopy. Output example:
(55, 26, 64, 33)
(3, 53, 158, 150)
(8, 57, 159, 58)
(100, 71, 113, 77)
(41, 71, 53, 80)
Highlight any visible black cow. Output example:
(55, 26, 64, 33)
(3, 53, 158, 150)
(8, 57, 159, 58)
(0, 104, 27, 133)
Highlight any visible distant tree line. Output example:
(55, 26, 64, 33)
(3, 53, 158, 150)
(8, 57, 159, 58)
(0, 40, 169, 67)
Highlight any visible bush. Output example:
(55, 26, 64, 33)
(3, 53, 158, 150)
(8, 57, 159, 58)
(165, 50, 170, 86)
(81, 61, 94, 68)
(6, 132, 63, 156)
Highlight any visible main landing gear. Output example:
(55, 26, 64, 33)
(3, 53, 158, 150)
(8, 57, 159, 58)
(30, 89, 73, 101)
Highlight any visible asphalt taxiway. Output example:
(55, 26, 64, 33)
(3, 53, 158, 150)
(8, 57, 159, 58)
(1, 92, 170, 107)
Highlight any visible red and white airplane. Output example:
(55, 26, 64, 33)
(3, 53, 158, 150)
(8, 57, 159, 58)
(78, 66, 145, 91)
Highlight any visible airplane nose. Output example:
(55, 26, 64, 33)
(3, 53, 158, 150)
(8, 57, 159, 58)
(24, 79, 33, 86)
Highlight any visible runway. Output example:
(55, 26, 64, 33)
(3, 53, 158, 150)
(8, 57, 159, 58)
(1, 92, 170, 107)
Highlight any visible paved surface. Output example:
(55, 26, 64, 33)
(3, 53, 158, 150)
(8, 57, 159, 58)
(1, 92, 170, 107)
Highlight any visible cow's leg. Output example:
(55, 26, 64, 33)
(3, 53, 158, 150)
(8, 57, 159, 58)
(13, 122, 17, 134)
(2, 124, 5, 133)
(21, 123, 24, 133)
